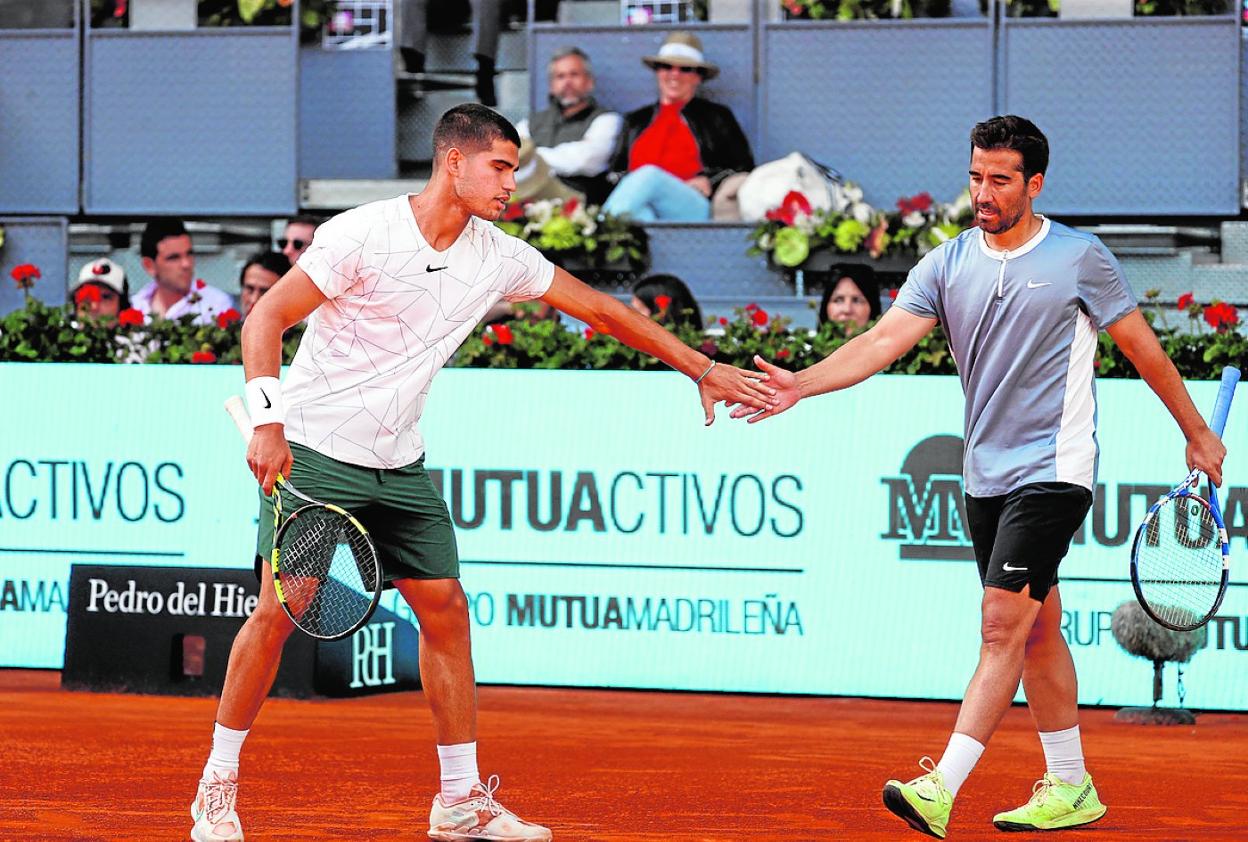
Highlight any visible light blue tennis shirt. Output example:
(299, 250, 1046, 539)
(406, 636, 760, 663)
(893, 217, 1137, 498)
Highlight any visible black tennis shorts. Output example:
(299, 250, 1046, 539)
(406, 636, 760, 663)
(964, 482, 1093, 603)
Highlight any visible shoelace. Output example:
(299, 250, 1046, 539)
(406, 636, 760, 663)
(1027, 776, 1056, 807)
(203, 773, 238, 823)
(468, 774, 509, 819)
(910, 757, 950, 805)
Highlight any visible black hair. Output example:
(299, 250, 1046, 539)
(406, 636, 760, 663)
(970, 115, 1050, 181)
(140, 218, 189, 260)
(284, 214, 321, 230)
(632, 273, 702, 330)
(432, 104, 522, 164)
(239, 250, 292, 284)
(818, 264, 881, 327)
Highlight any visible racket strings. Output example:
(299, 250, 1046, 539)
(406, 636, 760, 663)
(277, 506, 380, 638)
(1136, 497, 1224, 629)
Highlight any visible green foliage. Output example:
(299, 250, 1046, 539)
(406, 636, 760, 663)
(781, 0, 952, 19)
(496, 200, 648, 271)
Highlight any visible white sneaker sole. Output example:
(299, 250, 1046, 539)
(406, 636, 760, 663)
(428, 829, 551, 842)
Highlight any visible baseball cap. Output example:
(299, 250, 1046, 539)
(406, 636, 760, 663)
(75, 258, 127, 295)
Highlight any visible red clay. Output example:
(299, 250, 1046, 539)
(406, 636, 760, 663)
(0, 670, 1243, 841)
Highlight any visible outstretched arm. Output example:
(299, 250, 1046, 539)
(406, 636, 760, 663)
(1106, 308, 1226, 485)
(732, 305, 937, 423)
(540, 267, 777, 425)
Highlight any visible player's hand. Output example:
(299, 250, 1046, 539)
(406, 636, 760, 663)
(729, 356, 801, 424)
(248, 423, 293, 495)
(697, 362, 776, 426)
(1187, 425, 1227, 487)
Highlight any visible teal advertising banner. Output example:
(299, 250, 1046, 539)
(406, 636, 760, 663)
(1, 364, 1245, 709)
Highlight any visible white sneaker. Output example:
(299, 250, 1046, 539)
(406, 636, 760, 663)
(428, 775, 551, 841)
(190, 770, 244, 841)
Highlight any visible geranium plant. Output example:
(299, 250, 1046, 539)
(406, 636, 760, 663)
(495, 198, 648, 272)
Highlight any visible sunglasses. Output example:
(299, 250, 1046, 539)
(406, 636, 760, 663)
(276, 238, 307, 251)
(653, 62, 702, 75)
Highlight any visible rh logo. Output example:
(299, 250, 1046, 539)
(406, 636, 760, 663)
(349, 621, 397, 688)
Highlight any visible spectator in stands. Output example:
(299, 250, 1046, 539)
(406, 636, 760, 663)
(239, 251, 292, 318)
(399, 0, 502, 106)
(133, 219, 234, 324)
(604, 32, 753, 222)
(70, 258, 129, 323)
(630, 273, 703, 329)
(278, 215, 320, 265)
(817, 264, 881, 331)
(516, 47, 622, 205)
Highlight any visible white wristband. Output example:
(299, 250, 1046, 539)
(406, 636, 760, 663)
(245, 376, 284, 428)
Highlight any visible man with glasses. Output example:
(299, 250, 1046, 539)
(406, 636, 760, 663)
(602, 31, 753, 221)
(277, 215, 320, 265)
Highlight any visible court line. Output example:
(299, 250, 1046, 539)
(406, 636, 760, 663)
(0, 547, 186, 558)
(461, 559, 804, 574)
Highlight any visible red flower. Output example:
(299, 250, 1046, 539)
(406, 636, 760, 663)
(654, 294, 672, 311)
(191, 350, 216, 364)
(483, 333, 494, 346)
(777, 348, 791, 359)
(195, 279, 206, 290)
(718, 317, 728, 326)
(114, 0, 127, 18)
(10, 263, 41, 289)
(75, 285, 102, 305)
(888, 287, 900, 300)
(563, 198, 579, 216)
(118, 308, 144, 326)
(1204, 302, 1239, 330)
(1176, 292, 1194, 310)
(745, 302, 758, 312)
(911, 192, 933, 212)
(216, 308, 242, 329)
(699, 339, 718, 357)
(752, 308, 769, 326)
(502, 202, 526, 222)
(764, 191, 813, 226)
(490, 323, 514, 345)
(584, 328, 595, 340)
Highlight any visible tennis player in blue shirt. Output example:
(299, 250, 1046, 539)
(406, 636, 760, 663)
(736, 116, 1226, 837)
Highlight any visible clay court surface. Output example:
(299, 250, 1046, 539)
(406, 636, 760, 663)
(1, 670, 1244, 842)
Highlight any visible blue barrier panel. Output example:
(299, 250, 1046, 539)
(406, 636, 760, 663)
(1002, 17, 1240, 216)
(299, 46, 397, 180)
(530, 24, 756, 143)
(1, 365, 1246, 709)
(1242, 29, 1247, 199)
(84, 29, 298, 215)
(761, 20, 992, 211)
(0, 27, 80, 213)
(0, 217, 69, 314)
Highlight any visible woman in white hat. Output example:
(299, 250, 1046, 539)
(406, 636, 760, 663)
(603, 32, 753, 222)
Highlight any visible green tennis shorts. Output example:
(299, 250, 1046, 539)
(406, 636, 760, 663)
(254, 442, 459, 583)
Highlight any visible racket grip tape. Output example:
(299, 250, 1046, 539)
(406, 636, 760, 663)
(224, 395, 254, 443)
(1209, 366, 1240, 438)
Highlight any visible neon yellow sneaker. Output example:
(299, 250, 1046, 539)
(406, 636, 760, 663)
(882, 757, 954, 839)
(993, 773, 1107, 832)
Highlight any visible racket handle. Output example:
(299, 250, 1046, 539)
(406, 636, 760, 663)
(1210, 366, 1240, 438)
(224, 395, 254, 443)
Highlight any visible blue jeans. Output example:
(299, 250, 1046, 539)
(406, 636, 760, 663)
(602, 165, 710, 222)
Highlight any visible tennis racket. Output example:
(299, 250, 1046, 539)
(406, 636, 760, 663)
(1129, 365, 1239, 632)
(224, 395, 382, 641)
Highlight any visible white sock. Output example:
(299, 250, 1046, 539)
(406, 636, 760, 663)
(438, 742, 479, 803)
(1039, 725, 1086, 785)
(202, 722, 249, 780)
(935, 732, 985, 799)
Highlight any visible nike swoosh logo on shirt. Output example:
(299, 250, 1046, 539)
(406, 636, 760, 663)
(427, 264, 448, 272)
(1002, 562, 1028, 572)
(1026, 281, 1051, 289)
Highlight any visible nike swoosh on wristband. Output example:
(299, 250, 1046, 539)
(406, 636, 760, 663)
(1026, 280, 1051, 289)
(260, 388, 272, 409)
(427, 264, 448, 272)
(1002, 562, 1028, 571)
